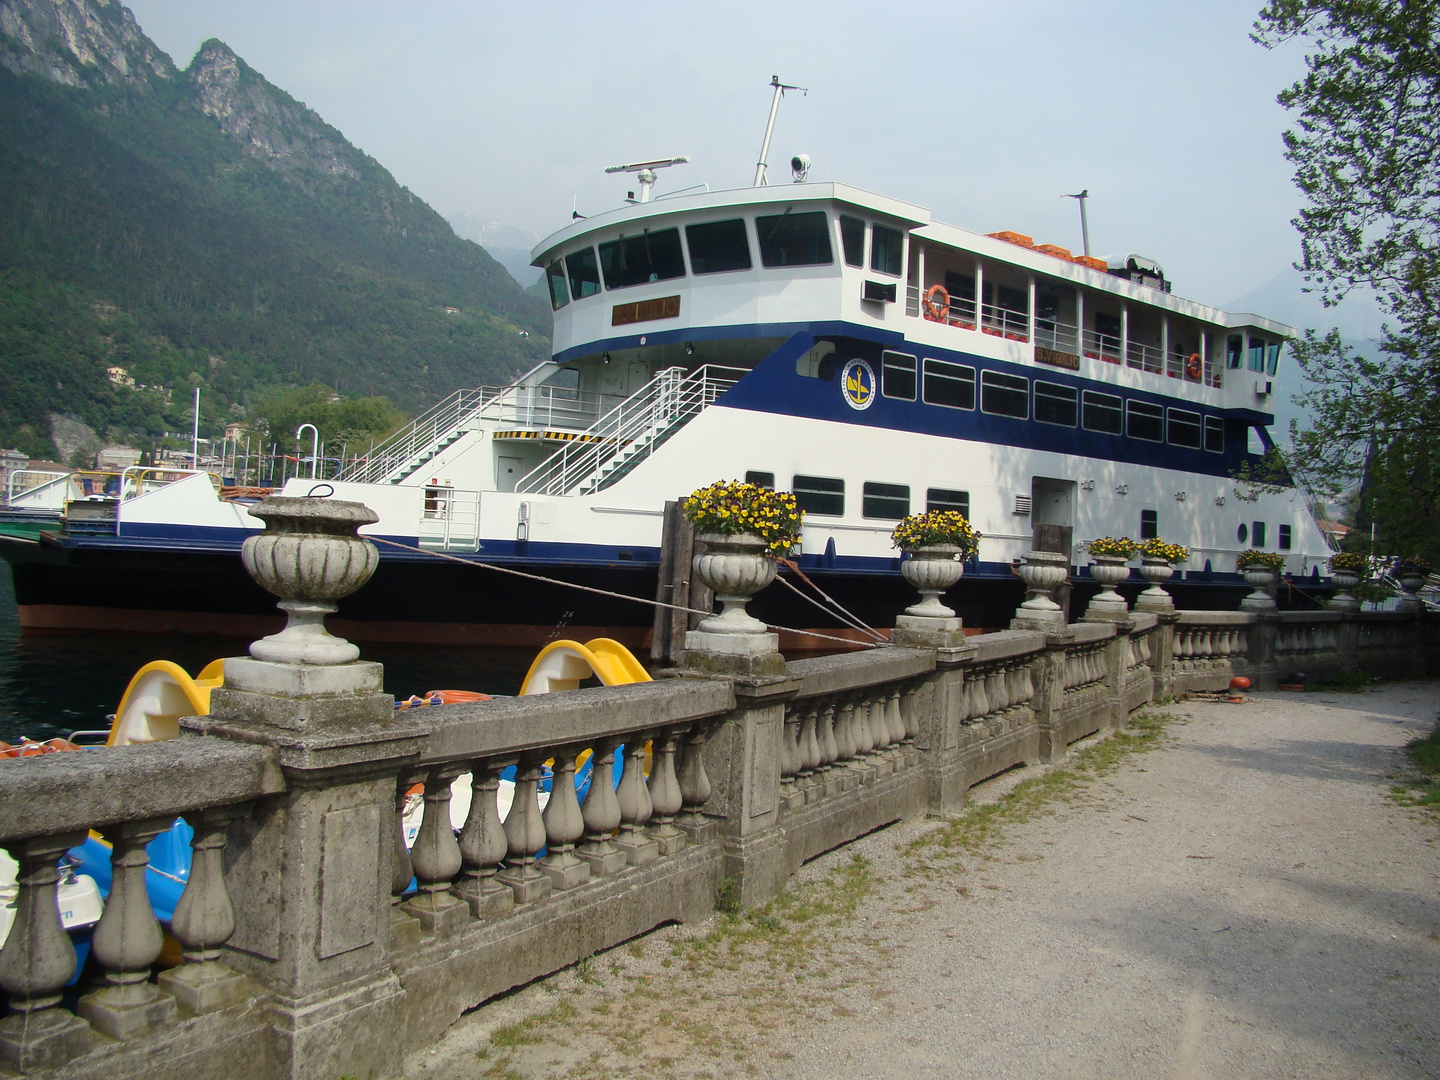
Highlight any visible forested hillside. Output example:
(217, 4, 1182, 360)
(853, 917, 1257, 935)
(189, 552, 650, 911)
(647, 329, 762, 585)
(0, 0, 550, 459)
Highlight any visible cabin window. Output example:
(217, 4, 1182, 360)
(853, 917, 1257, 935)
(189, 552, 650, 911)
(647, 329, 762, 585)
(923, 359, 975, 410)
(1094, 311, 1121, 353)
(565, 246, 602, 299)
(1279, 523, 1292, 550)
(598, 228, 686, 289)
(881, 351, 917, 400)
(545, 259, 569, 310)
(1081, 390, 1123, 435)
(840, 215, 866, 267)
(1204, 416, 1224, 453)
(1141, 510, 1158, 540)
(926, 488, 970, 518)
(1126, 400, 1164, 442)
(1252, 521, 1267, 547)
(980, 370, 1028, 419)
(685, 219, 752, 274)
(1227, 334, 1244, 369)
(756, 211, 834, 267)
(871, 224, 903, 276)
(1248, 336, 1268, 372)
(1237, 523, 1248, 543)
(862, 482, 910, 519)
(1267, 342, 1281, 376)
(1034, 381, 1078, 427)
(793, 474, 844, 516)
(745, 471, 775, 489)
(1167, 408, 1202, 449)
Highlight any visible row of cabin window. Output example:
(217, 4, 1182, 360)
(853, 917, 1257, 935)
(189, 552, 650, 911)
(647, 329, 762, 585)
(875, 352, 1225, 452)
(545, 212, 905, 310)
(1227, 334, 1281, 375)
(744, 471, 969, 521)
(1139, 511, 1292, 550)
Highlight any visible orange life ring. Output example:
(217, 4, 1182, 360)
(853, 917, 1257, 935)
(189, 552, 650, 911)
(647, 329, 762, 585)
(1186, 352, 1202, 379)
(923, 284, 950, 322)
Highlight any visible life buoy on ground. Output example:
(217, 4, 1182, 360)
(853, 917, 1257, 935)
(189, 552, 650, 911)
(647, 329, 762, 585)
(1186, 352, 1203, 379)
(923, 284, 950, 322)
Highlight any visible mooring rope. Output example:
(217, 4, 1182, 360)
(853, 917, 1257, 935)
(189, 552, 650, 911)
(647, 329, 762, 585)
(368, 536, 884, 650)
(772, 557, 888, 642)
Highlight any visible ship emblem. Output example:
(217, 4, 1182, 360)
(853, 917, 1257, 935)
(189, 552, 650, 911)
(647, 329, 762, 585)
(840, 358, 875, 411)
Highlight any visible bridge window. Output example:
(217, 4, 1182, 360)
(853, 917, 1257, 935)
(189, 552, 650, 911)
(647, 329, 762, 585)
(685, 219, 752, 274)
(1227, 333, 1244, 369)
(1034, 381, 1078, 427)
(1082, 390, 1123, 435)
(871, 224, 903, 276)
(1248, 335, 1268, 372)
(922, 359, 975, 410)
(1126, 400, 1164, 442)
(882, 352, 917, 400)
(1267, 341, 1282, 376)
(980, 370, 1029, 419)
(1204, 416, 1224, 453)
(863, 482, 910, 519)
(793, 474, 844, 516)
(565, 245, 601, 299)
(745, 471, 774, 489)
(927, 487, 970, 518)
(545, 259, 569, 310)
(756, 211, 834, 267)
(840, 215, 865, 267)
(1279, 523, 1292, 550)
(1141, 509, 1158, 540)
(599, 228, 686, 289)
(1167, 408, 1202, 448)
(1252, 521, 1267, 547)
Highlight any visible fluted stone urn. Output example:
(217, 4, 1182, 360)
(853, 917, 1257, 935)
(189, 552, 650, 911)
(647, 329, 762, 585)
(1135, 558, 1176, 612)
(692, 533, 776, 635)
(1240, 567, 1278, 611)
(241, 496, 380, 665)
(1397, 571, 1427, 613)
(1013, 550, 1069, 628)
(1327, 570, 1361, 612)
(900, 545, 964, 619)
(1085, 556, 1132, 620)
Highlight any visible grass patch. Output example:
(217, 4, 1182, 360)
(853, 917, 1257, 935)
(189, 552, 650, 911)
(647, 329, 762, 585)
(1393, 717, 1440, 809)
(1324, 669, 1377, 693)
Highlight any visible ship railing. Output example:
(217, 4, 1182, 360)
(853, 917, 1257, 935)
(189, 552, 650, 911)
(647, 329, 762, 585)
(118, 467, 221, 501)
(1126, 339, 1165, 374)
(342, 388, 492, 484)
(5, 469, 74, 508)
(1081, 327, 1123, 364)
(418, 486, 482, 552)
(980, 302, 1029, 342)
(1032, 318, 1079, 354)
(517, 364, 746, 497)
(907, 285, 980, 329)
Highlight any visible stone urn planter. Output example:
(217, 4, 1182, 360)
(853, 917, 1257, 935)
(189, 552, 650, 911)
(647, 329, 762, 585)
(900, 545, 964, 619)
(1085, 556, 1132, 618)
(1397, 571, 1427, 613)
(1240, 567, 1278, 611)
(1327, 570, 1361, 612)
(241, 496, 380, 664)
(692, 533, 776, 635)
(1135, 558, 1176, 611)
(1015, 550, 1069, 620)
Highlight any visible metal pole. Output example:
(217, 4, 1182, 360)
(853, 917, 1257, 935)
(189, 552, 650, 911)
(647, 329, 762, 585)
(296, 423, 319, 481)
(191, 386, 201, 471)
(1064, 189, 1091, 257)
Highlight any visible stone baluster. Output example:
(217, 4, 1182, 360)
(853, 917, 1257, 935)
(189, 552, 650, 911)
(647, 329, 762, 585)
(156, 806, 248, 1014)
(970, 663, 991, 721)
(0, 831, 92, 1072)
(540, 748, 591, 888)
(1216, 627, 1231, 658)
(577, 738, 628, 874)
(454, 760, 514, 917)
(646, 729, 686, 855)
(817, 699, 839, 791)
(1018, 659, 1036, 706)
(885, 688, 906, 751)
(850, 692, 875, 759)
(798, 702, 821, 790)
(402, 764, 469, 932)
(861, 694, 884, 757)
(779, 704, 801, 797)
(389, 772, 422, 946)
(78, 817, 177, 1039)
(497, 755, 551, 903)
(676, 723, 716, 842)
(614, 736, 659, 865)
(833, 696, 856, 763)
(990, 662, 1011, 712)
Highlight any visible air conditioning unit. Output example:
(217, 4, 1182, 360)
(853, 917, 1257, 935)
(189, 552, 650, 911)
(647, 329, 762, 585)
(1255, 379, 1273, 396)
(1013, 494, 1032, 515)
(862, 280, 896, 303)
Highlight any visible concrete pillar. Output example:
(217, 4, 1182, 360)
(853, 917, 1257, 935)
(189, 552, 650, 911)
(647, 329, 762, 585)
(1150, 612, 1179, 700)
(1032, 629, 1076, 764)
(911, 640, 978, 813)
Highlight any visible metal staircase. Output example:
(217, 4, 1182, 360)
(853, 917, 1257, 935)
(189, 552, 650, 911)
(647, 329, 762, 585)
(517, 365, 745, 497)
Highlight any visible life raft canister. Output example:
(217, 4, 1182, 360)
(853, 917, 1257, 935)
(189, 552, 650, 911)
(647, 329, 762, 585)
(1186, 352, 1203, 379)
(923, 284, 950, 322)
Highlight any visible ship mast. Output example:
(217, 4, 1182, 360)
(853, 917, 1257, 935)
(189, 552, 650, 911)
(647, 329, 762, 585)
(753, 75, 806, 187)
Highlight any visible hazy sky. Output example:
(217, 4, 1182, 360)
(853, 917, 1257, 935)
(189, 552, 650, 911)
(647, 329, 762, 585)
(122, 0, 1382, 340)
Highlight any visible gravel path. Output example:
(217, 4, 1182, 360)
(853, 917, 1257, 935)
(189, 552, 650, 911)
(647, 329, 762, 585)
(407, 682, 1440, 1080)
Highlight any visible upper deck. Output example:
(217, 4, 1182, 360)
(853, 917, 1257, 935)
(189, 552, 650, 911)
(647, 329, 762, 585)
(532, 182, 1296, 419)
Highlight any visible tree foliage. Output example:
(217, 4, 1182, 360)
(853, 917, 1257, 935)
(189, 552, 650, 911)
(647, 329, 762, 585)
(1255, 1, 1440, 562)
(250, 385, 404, 452)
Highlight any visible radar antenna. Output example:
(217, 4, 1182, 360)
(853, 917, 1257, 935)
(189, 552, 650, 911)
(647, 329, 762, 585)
(753, 75, 807, 187)
(604, 156, 690, 203)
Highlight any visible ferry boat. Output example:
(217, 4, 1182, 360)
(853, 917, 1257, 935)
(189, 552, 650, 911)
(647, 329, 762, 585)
(0, 120, 1328, 647)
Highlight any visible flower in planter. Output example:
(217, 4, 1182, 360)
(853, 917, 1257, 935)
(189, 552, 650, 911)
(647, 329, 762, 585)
(890, 509, 982, 560)
(1087, 536, 1138, 560)
(681, 480, 803, 556)
(1236, 549, 1286, 572)
(1394, 556, 1432, 578)
(1139, 537, 1189, 563)
(1328, 551, 1369, 576)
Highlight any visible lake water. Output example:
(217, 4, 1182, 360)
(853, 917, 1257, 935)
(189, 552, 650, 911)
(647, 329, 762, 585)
(0, 561, 538, 743)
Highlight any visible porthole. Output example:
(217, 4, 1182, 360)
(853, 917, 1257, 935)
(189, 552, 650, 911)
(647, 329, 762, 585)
(1237, 523, 1248, 544)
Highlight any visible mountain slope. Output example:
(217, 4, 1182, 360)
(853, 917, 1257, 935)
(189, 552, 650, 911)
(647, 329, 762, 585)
(0, 0, 550, 458)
